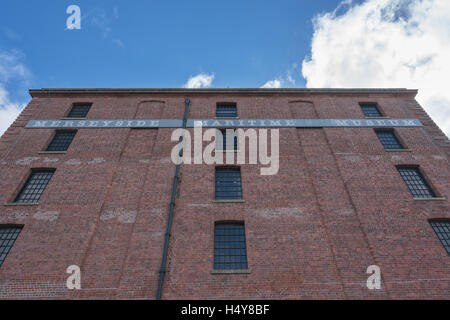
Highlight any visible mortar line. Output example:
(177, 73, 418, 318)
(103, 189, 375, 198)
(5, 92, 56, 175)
(323, 97, 392, 298)
(289, 101, 348, 299)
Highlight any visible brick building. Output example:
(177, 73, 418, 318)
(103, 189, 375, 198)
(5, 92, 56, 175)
(0, 88, 449, 299)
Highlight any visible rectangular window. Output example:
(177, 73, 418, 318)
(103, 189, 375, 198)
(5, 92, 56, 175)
(375, 130, 404, 149)
(67, 104, 91, 118)
(46, 131, 76, 151)
(217, 129, 238, 151)
(214, 222, 248, 270)
(0, 226, 22, 268)
(360, 103, 383, 117)
(14, 170, 55, 204)
(397, 167, 436, 198)
(215, 167, 242, 200)
(216, 104, 237, 118)
(429, 220, 450, 256)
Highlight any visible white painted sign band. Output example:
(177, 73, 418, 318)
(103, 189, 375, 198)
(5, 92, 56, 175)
(25, 118, 423, 129)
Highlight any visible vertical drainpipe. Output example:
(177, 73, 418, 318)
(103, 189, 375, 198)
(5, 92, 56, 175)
(156, 97, 190, 300)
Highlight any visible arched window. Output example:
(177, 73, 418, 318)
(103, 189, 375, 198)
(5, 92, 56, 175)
(216, 103, 237, 118)
(46, 130, 77, 151)
(375, 129, 404, 150)
(215, 167, 242, 200)
(214, 222, 247, 270)
(14, 169, 55, 204)
(66, 103, 91, 118)
(0, 225, 23, 268)
(397, 166, 436, 198)
(360, 102, 383, 117)
(429, 220, 450, 256)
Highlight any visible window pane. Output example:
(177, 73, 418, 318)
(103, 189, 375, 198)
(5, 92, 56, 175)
(46, 131, 76, 151)
(14, 170, 55, 203)
(214, 223, 247, 270)
(398, 167, 436, 198)
(217, 129, 238, 151)
(67, 104, 91, 118)
(0, 226, 22, 267)
(376, 130, 403, 149)
(361, 103, 382, 117)
(215, 167, 242, 200)
(429, 220, 450, 256)
(216, 104, 237, 118)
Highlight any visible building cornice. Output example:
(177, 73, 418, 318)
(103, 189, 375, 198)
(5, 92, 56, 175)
(29, 88, 418, 97)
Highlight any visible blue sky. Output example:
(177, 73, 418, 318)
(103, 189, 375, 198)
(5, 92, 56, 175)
(1, 0, 343, 93)
(1, 0, 449, 137)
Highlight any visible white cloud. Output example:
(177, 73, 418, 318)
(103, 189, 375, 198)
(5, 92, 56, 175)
(286, 63, 299, 86)
(183, 73, 215, 88)
(261, 79, 283, 88)
(0, 50, 30, 138)
(302, 0, 450, 137)
(0, 86, 24, 137)
(261, 63, 300, 88)
(0, 50, 30, 82)
(3, 28, 21, 41)
(112, 38, 124, 48)
(286, 73, 295, 86)
(82, 7, 123, 47)
(90, 8, 111, 38)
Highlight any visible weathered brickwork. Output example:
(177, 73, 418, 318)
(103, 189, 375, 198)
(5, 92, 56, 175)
(0, 89, 448, 299)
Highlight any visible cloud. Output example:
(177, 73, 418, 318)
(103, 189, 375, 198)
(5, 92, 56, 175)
(0, 50, 30, 82)
(0, 86, 25, 137)
(112, 38, 124, 48)
(3, 28, 21, 41)
(302, 0, 450, 137)
(261, 79, 282, 88)
(261, 63, 300, 88)
(183, 73, 215, 88)
(90, 8, 112, 38)
(0, 50, 30, 137)
(81, 7, 123, 47)
(286, 63, 300, 86)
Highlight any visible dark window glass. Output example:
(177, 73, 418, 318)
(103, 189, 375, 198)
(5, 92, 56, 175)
(217, 129, 238, 151)
(214, 223, 247, 270)
(67, 104, 91, 118)
(46, 131, 76, 151)
(0, 226, 22, 267)
(375, 130, 403, 149)
(215, 167, 242, 200)
(397, 167, 436, 198)
(361, 103, 383, 117)
(14, 170, 55, 203)
(430, 220, 450, 256)
(216, 104, 237, 118)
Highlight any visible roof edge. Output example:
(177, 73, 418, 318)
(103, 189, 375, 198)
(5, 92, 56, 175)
(29, 88, 419, 97)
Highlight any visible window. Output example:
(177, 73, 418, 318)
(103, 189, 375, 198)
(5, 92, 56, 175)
(0, 226, 22, 268)
(397, 166, 436, 198)
(375, 130, 404, 149)
(216, 103, 237, 118)
(214, 222, 248, 270)
(14, 170, 55, 203)
(360, 103, 383, 117)
(67, 104, 91, 118)
(46, 131, 76, 151)
(429, 220, 450, 256)
(217, 129, 238, 151)
(215, 167, 242, 200)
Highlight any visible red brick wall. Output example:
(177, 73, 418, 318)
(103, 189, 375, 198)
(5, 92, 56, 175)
(0, 91, 448, 299)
